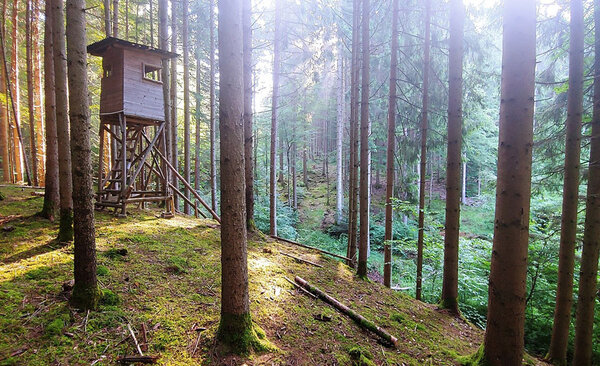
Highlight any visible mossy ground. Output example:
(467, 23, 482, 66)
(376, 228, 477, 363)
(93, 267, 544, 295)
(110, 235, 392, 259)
(0, 185, 547, 365)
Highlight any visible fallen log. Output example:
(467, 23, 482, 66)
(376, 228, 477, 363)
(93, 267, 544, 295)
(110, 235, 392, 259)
(280, 251, 323, 268)
(283, 276, 317, 299)
(116, 355, 159, 364)
(270, 235, 350, 262)
(294, 276, 398, 347)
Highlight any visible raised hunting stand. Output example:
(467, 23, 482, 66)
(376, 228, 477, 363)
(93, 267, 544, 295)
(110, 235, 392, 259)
(87, 38, 219, 222)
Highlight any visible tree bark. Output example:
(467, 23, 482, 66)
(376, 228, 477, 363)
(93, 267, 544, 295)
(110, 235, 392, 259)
(357, 0, 370, 278)
(270, 0, 281, 236)
(170, 0, 178, 211)
(209, 0, 217, 212)
(52, 0, 73, 242)
(384, 0, 399, 289)
(9, 0, 24, 183)
(182, 0, 191, 215)
(66, 0, 99, 310)
(40, 0, 59, 220)
(32, 0, 44, 185)
(572, 1, 600, 364)
(416, 0, 431, 301)
(346, 0, 360, 268)
(112, 0, 119, 37)
(194, 41, 201, 192)
(26, 0, 39, 187)
(216, 0, 256, 349)
(547, 0, 583, 363)
(103, 0, 111, 37)
(0, 27, 9, 182)
(481, 1, 536, 364)
(243, 0, 255, 230)
(335, 40, 344, 224)
(158, 0, 171, 197)
(461, 160, 466, 202)
(440, 0, 464, 314)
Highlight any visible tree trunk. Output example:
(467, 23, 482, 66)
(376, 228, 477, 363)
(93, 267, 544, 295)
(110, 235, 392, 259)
(112, 0, 119, 37)
(40, 0, 59, 220)
(547, 0, 583, 363)
(357, 0, 370, 278)
(347, 0, 360, 268)
(209, 0, 217, 212)
(66, 0, 99, 310)
(32, 0, 44, 185)
(303, 145, 308, 188)
(170, 0, 178, 211)
(461, 160, 466, 202)
(182, 0, 191, 215)
(572, 1, 600, 364)
(481, 1, 536, 364)
(440, 0, 464, 314)
(216, 0, 257, 350)
(243, 0, 255, 230)
(9, 0, 23, 183)
(103, 0, 111, 37)
(52, 0, 73, 242)
(416, 0, 431, 300)
(384, 0, 399, 289)
(158, 0, 171, 198)
(270, 0, 281, 236)
(0, 30, 9, 182)
(125, 0, 129, 39)
(26, 0, 39, 186)
(194, 43, 201, 192)
(149, 0, 154, 47)
(324, 118, 330, 207)
(335, 40, 344, 224)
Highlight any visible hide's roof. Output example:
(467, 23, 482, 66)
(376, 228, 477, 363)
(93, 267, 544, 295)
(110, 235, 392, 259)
(87, 37, 178, 59)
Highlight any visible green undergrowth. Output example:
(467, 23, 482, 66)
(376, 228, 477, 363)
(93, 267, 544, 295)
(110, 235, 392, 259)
(0, 185, 503, 365)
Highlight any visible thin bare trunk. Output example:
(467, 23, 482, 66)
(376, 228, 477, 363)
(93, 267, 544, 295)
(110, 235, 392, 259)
(384, 0, 399, 289)
(158, 0, 171, 196)
(183, 0, 191, 215)
(335, 40, 344, 224)
(270, 0, 281, 236)
(170, 0, 178, 211)
(9, 0, 23, 183)
(572, 1, 600, 364)
(194, 45, 201, 192)
(346, 0, 360, 268)
(52, 0, 73, 242)
(41, 0, 58, 220)
(357, 0, 370, 278)
(26, 0, 38, 186)
(440, 0, 464, 313)
(416, 0, 431, 301)
(547, 0, 583, 362)
(209, 0, 217, 212)
(104, 0, 111, 37)
(112, 0, 118, 37)
(32, 0, 44, 185)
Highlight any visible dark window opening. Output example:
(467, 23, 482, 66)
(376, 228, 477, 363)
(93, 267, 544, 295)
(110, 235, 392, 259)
(103, 64, 112, 78)
(143, 63, 162, 83)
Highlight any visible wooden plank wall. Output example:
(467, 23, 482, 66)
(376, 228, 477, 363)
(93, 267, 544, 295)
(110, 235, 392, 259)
(99, 47, 124, 114)
(122, 49, 166, 121)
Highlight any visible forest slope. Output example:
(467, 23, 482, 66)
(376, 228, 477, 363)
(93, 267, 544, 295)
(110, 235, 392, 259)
(0, 185, 542, 365)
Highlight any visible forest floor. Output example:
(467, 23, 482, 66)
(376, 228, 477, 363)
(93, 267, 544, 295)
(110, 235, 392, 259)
(0, 185, 548, 365)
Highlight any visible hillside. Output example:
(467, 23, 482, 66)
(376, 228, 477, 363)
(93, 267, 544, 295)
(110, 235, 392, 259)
(0, 185, 545, 365)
